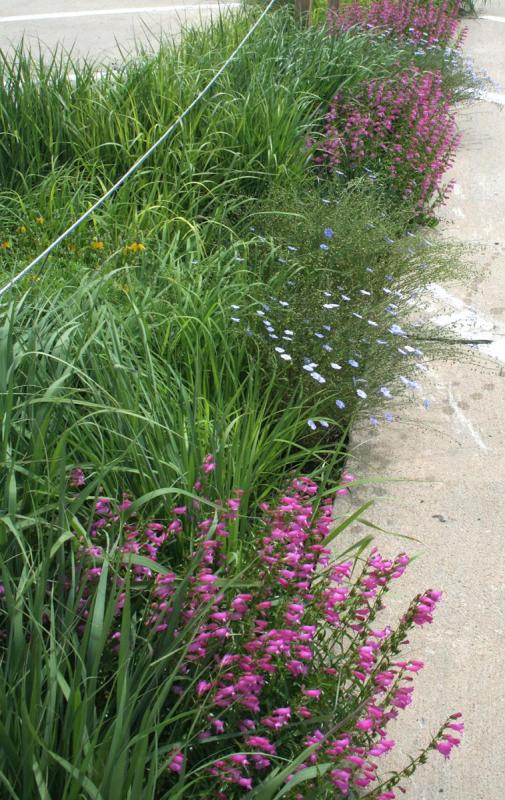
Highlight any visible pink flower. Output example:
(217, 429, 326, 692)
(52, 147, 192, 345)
(355, 718, 373, 731)
(69, 468, 85, 488)
(245, 735, 276, 755)
(303, 689, 321, 700)
(168, 750, 184, 774)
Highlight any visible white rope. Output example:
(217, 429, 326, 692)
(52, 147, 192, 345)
(0, 0, 276, 299)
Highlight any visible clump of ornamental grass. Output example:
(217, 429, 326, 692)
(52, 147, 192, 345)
(0, 7, 406, 232)
(239, 181, 463, 431)
(328, 0, 465, 49)
(0, 466, 463, 798)
(314, 66, 460, 218)
(0, 258, 350, 540)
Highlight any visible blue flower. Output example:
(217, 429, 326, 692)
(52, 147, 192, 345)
(384, 412, 394, 422)
(335, 399, 346, 409)
(320, 243, 330, 251)
(324, 227, 334, 239)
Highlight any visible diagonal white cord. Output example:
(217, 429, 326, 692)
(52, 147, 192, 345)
(0, 0, 276, 299)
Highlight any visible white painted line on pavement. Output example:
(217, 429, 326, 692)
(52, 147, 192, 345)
(479, 90, 505, 106)
(479, 14, 505, 23)
(0, 5, 240, 24)
(448, 385, 489, 451)
(426, 283, 505, 365)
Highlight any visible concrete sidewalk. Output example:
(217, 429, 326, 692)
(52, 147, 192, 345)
(0, 0, 240, 62)
(345, 10, 505, 799)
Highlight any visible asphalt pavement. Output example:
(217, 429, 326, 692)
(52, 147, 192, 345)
(0, 0, 240, 61)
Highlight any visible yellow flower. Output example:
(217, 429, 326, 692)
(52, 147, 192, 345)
(90, 240, 105, 250)
(1, 240, 11, 250)
(125, 242, 145, 253)
(35, 216, 45, 225)
(17, 225, 27, 234)
(67, 243, 77, 253)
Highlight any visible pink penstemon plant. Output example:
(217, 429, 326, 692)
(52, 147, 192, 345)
(63, 462, 463, 797)
(329, 0, 464, 49)
(315, 66, 460, 216)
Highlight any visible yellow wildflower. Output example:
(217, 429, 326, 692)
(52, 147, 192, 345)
(125, 242, 145, 253)
(90, 241, 105, 251)
(35, 216, 45, 225)
(17, 225, 27, 234)
(1, 240, 11, 250)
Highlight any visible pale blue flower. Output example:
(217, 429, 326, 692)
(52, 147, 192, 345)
(384, 412, 394, 422)
(356, 389, 367, 399)
(335, 399, 346, 409)
(307, 419, 317, 431)
(324, 227, 334, 239)
(320, 243, 330, 251)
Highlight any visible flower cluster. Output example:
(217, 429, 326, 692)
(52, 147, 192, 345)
(234, 211, 435, 432)
(67, 466, 462, 797)
(329, 0, 464, 49)
(317, 67, 460, 214)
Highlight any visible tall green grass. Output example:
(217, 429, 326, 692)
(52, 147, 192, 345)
(0, 8, 407, 246)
